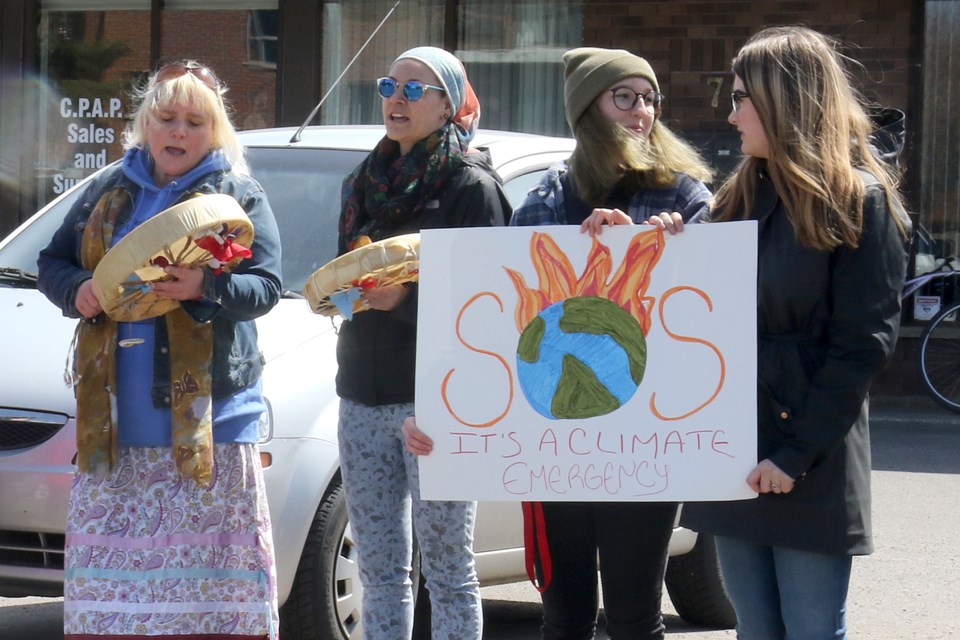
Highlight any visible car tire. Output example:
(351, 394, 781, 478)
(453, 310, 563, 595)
(664, 532, 737, 629)
(280, 482, 363, 640)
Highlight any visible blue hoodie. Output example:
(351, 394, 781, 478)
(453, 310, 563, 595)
(115, 148, 265, 447)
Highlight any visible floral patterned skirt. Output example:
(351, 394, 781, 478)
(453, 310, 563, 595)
(63, 443, 279, 639)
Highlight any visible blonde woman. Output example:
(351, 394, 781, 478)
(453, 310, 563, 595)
(38, 61, 281, 639)
(679, 26, 911, 640)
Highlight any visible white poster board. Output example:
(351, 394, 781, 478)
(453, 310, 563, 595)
(415, 223, 757, 502)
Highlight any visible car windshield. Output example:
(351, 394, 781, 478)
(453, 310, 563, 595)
(0, 191, 83, 282)
(247, 146, 366, 293)
(0, 146, 367, 295)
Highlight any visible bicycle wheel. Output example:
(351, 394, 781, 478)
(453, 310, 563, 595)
(918, 302, 960, 412)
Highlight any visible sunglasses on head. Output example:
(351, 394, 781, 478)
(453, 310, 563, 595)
(376, 77, 445, 102)
(155, 63, 220, 92)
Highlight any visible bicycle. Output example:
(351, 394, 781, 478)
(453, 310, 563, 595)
(904, 257, 960, 412)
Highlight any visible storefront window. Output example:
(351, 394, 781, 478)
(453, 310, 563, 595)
(459, 0, 582, 136)
(34, 1, 278, 210)
(37, 7, 149, 207)
(920, 0, 960, 259)
(321, 0, 445, 125)
(159, 4, 278, 132)
(320, 0, 581, 136)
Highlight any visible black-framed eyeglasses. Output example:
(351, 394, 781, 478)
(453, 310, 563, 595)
(609, 87, 664, 114)
(155, 62, 219, 92)
(376, 77, 445, 102)
(731, 90, 750, 112)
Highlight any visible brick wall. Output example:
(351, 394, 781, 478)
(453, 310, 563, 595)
(580, 0, 913, 133)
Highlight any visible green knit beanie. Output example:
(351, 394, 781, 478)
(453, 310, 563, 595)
(563, 47, 660, 133)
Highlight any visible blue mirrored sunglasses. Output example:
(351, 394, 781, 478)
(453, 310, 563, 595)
(377, 77, 445, 101)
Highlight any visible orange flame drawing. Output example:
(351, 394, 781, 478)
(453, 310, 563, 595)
(504, 229, 666, 336)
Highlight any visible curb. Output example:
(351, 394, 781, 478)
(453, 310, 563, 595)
(870, 394, 960, 425)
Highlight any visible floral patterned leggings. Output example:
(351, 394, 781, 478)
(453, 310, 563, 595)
(338, 399, 482, 640)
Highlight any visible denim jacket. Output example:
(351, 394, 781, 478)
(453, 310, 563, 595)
(37, 162, 283, 405)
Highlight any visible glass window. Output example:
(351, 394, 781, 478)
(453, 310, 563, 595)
(459, 0, 582, 136)
(920, 0, 960, 260)
(319, 0, 581, 136)
(37, 7, 150, 209)
(247, 146, 367, 291)
(33, 2, 280, 212)
(159, 5, 279, 131)
(501, 169, 546, 211)
(248, 9, 279, 68)
(321, 0, 445, 125)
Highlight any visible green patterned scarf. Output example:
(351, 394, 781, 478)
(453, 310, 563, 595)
(338, 124, 466, 247)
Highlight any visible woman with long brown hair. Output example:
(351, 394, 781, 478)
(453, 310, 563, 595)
(680, 26, 911, 640)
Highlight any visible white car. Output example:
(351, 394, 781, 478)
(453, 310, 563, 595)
(0, 125, 734, 638)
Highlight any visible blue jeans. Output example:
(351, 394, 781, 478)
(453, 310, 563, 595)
(338, 399, 482, 640)
(715, 536, 852, 640)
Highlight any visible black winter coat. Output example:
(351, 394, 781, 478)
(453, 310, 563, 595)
(681, 168, 910, 555)
(335, 149, 510, 406)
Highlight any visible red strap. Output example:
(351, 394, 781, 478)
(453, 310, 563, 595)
(522, 500, 552, 592)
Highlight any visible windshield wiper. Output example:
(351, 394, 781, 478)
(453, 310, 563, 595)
(0, 267, 38, 286)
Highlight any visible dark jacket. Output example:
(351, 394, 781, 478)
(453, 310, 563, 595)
(681, 168, 910, 555)
(335, 149, 510, 406)
(37, 162, 283, 404)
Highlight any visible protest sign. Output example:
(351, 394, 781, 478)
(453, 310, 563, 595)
(416, 222, 757, 502)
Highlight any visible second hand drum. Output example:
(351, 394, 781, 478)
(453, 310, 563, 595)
(304, 232, 420, 318)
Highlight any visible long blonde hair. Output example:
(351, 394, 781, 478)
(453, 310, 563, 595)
(122, 61, 249, 176)
(712, 26, 906, 249)
(569, 100, 713, 206)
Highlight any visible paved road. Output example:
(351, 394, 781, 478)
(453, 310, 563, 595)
(3, 403, 959, 639)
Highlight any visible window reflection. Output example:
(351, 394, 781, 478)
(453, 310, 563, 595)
(319, 0, 582, 136)
(34, 5, 280, 211)
(37, 9, 147, 208)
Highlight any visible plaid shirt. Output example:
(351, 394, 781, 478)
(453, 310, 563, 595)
(510, 161, 711, 226)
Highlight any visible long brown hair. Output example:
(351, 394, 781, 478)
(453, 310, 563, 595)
(711, 26, 907, 249)
(569, 101, 713, 206)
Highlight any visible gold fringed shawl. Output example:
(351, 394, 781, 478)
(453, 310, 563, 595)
(75, 188, 215, 486)
(165, 306, 214, 485)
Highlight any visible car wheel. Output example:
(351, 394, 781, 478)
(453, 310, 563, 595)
(280, 482, 363, 640)
(664, 532, 737, 629)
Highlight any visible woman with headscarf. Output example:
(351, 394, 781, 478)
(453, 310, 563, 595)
(334, 46, 511, 639)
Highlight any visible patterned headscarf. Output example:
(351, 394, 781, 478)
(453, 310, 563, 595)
(394, 46, 481, 144)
